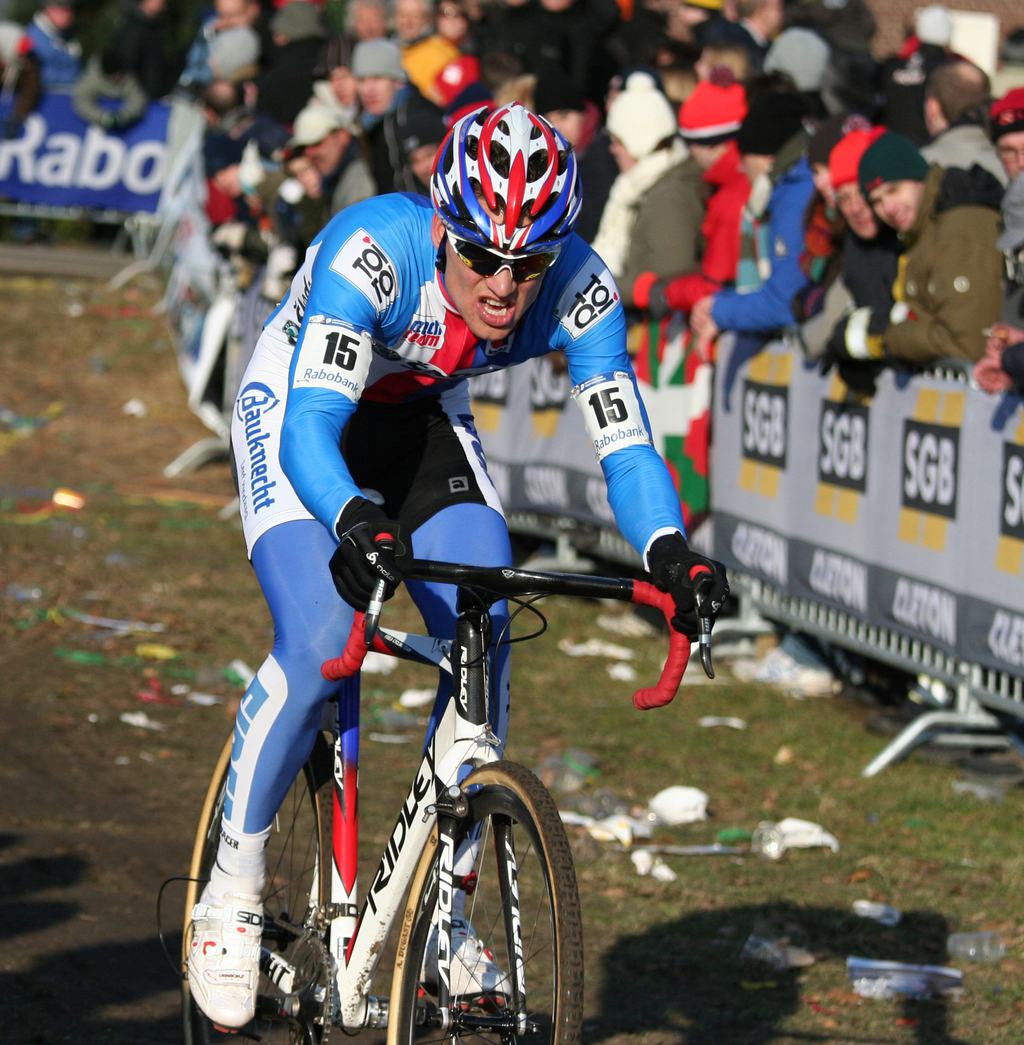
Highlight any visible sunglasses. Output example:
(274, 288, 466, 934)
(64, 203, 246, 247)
(449, 237, 559, 283)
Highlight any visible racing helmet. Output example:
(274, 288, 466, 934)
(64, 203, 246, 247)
(430, 102, 582, 254)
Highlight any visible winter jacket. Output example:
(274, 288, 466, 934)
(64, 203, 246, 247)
(619, 153, 706, 310)
(364, 87, 438, 197)
(106, 0, 172, 99)
(921, 123, 1007, 187)
(654, 140, 749, 315)
(25, 12, 81, 88)
(710, 132, 815, 335)
(879, 39, 951, 146)
(884, 164, 1002, 364)
(256, 38, 325, 127)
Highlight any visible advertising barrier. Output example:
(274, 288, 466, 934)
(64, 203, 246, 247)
(0, 91, 169, 213)
(709, 334, 1024, 679)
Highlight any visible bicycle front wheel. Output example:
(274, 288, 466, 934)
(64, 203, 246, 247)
(388, 760, 583, 1044)
(181, 731, 333, 1044)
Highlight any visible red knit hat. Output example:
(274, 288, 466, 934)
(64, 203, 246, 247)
(990, 87, 1024, 143)
(434, 56, 481, 110)
(678, 72, 747, 146)
(828, 125, 886, 190)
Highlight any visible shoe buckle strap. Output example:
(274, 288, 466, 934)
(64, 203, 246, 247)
(192, 901, 264, 928)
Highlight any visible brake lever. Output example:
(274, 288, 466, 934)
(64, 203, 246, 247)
(694, 578, 715, 680)
(364, 577, 386, 647)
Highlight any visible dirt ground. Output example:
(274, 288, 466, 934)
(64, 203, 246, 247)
(1, 268, 252, 1044)
(5, 260, 1024, 1045)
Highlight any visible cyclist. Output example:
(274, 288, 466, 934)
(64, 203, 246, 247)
(188, 102, 729, 1028)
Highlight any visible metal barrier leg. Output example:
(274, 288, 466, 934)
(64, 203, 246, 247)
(861, 708, 1006, 778)
(163, 437, 228, 478)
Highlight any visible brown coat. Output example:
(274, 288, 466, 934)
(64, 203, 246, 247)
(884, 165, 1002, 365)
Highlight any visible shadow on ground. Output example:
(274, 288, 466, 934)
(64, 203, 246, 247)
(587, 901, 968, 1044)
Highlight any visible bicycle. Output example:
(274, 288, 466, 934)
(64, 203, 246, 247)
(180, 556, 708, 1043)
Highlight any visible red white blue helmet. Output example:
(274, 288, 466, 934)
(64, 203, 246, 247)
(430, 102, 582, 254)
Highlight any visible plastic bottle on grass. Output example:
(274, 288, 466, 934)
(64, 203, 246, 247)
(947, 931, 1006, 962)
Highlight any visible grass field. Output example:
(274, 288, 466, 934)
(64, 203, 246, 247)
(2, 273, 1023, 1043)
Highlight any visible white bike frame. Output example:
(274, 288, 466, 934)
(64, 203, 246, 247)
(320, 623, 503, 1031)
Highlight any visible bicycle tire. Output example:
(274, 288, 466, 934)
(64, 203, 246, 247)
(181, 731, 333, 1045)
(388, 760, 584, 1044)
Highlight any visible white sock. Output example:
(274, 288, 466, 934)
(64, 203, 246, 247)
(206, 822, 270, 901)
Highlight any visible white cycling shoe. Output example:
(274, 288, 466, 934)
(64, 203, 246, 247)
(423, 917, 512, 999)
(188, 886, 264, 1028)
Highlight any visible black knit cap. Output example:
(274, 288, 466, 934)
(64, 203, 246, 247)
(534, 63, 586, 117)
(858, 131, 929, 196)
(736, 90, 809, 157)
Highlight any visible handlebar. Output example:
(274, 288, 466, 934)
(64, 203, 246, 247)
(322, 559, 711, 710)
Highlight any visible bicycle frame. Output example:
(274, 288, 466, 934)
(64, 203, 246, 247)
(289, 560, 690, 1032)
(320, 593, 505, 1030)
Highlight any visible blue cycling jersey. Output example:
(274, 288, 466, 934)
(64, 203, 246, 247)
(264, 192, 685, 556)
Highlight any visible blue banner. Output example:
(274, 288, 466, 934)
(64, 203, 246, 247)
(0, 91, 169, 213)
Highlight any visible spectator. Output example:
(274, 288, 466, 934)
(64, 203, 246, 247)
(178, 0, 260, 92)
(0, 21, 42, 137)
(71, 45, 147, 130)
(645, 70, 749, 319)
(392, 99, 446, 192)
(606, 0, 673, 70)
(973, 173, 1024, 393)
(922, 60, 1005, 186)
(353, 37, 439, 195)
(478, 0, 620, 104)
(783, 0, 875, 57)
(763, 27, 830, 118)
(435, 0, 475, 53)
(704, 0, 783, 73)
(997, 173, 1024, 326)
(814, 124, 902, 389)
(104, 0, 172, 102)
(789, 112, 870, 326)
(878, 3, 954, 146)
(208, 26, 260, 83)
(858, 130, 1002, 364)
(592, 71, 704, 317)
(255, 1, 327, 127)
(534, 61, 612, 243)
(308, 34, 359, 129)
(991, 87, 1024, 184)
(201, 77, 289, 167)
(694, 42, 750, 84)
(346, 0, 389, 43)
(282, 104, 376, 218)
(690, 89, 814, 352)
(25, 0, 82, 89)
(669, 0, 726, 52)
(393, 0, 459, 105)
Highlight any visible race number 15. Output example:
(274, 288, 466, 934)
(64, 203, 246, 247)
(572, 370, 651, 461)
(587, 386, 628, 429)
(323, 330, 360, 370)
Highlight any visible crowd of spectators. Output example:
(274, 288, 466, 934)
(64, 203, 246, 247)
(1, 0, 1024, 392)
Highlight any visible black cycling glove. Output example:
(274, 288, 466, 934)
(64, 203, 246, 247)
(647, 532, 730, 638)
(330, 497, 410, 611)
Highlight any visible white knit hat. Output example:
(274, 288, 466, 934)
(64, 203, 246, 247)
(606, 72, 678, 161)
(915, 4, 953, 47)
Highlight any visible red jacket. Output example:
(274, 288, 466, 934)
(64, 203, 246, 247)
(662, 140, 749, 313)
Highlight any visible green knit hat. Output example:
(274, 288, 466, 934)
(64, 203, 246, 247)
(858, 131, 929, 196)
